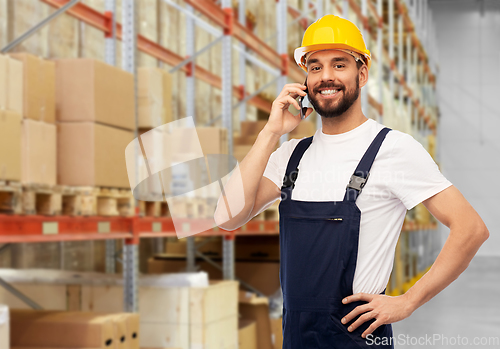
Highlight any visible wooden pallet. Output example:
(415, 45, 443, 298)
(138, 200, 171, 217)
(75, 187, 134, 217)
(0, 180, 22, 214)
(22, 183, 63, 216)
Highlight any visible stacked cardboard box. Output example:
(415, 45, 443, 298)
(239, 291, 284, 349)
(132, 126, 228, 218)
(0, 55, 23, 183)
(7, 53, 57, 186)
(233, 121, 268, 163)
(0, 54, 23, 115)
(0, 110, 22, 182)
(0, 305, 8, 349)
(0, 270, 236, 349)
(10, 310, 139, 349)
(55, 59, 135, 188)
(289, 120, 316, 139)
(138, 67, 173, 128)
(149, 236, 280, 296)
(238, 320, 257, 349)
(78, 280, 237, 349)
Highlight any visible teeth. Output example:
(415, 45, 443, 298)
(320, 89, 339, 95)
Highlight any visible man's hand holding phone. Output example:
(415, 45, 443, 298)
(264, 83, 314, 138)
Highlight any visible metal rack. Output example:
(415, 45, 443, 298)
(0, 0, 441, 311)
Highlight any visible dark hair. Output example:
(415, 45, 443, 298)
(356, 59, 365, 70)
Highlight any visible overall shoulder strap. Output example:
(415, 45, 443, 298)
(281, 136, 314, 190)
(344, 127, 392, 202)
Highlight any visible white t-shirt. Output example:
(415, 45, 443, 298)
(263, 118, 452, 295)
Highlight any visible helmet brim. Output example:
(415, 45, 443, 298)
(294, 43, 372, 72)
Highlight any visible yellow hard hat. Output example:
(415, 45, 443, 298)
(294, 15, 371, 72)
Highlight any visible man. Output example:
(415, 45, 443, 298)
(214, 15, 489, 348)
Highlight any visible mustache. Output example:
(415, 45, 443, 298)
(312, 83, 345, 94)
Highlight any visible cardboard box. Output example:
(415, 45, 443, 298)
(138, 67, 164, 128)
(10, 310, 115, 349)
(164, 237, 223, 258)
(55, 58, 135, 130)
(148, 256, 280, 296)
(238, 320, 257, 349)
(122, 313, 140, 349)
(170, 127, 227, 159)
(290, 120, 315, 138)
(0, 283, 67, 310)
(240, 121, 268, 136)
(0, 111, 22, 181)
(137, 127, 173, 198)
(270, 317, 283, 349)
(235, 236, 279, 261)
(22, 119, 56, 185)
(239, 292, 273, 349)
(57, 122, 134, 188)
(9, 53, 55, 123)
(164, 236, 278, 261)
(0, 305, 8, 349)
(233, 145, 253, 163)
(79, 280, 236, 349)
(109, 314, 127, 349)
(196, 127, 228, 155)
(0, 54, 23, 115)
(190, 281, 238, 349)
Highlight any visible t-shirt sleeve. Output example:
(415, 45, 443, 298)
(263, 138, 301, 189)
(390, 133, 453, 210)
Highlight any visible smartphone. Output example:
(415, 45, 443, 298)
(299, 78, 310, 120)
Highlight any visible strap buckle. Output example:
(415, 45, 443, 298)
(347, 173, 370, 193)
(282, 169, 299, 189)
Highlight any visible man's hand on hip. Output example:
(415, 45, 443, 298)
(341, 293, 415, 338)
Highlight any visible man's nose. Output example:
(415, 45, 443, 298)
(319, 66, 336, 83)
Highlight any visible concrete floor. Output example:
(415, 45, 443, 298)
(391, 256, 500, 348)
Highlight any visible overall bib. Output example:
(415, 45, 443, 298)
(279, 127, 395, 349)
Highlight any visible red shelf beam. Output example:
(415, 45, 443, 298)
(0, 215, 132, 243)
(184, 0, 305, 83)
(40, 0, 273, 113)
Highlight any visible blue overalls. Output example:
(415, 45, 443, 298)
(279, 127, 395, 348)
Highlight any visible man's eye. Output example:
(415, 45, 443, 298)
(334, 64, 345, 69)
(311, 66, 321, 71)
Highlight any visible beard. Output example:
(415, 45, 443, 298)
(308, 75, 360, 118)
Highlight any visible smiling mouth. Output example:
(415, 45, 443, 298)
(318, 89, 343, 98)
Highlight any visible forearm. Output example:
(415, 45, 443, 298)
(402, 222, 489, 312)
(214, 126, 281, 230)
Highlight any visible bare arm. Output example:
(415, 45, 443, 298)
(402, 185, 489, 310)
(342, 185, 489, 338)
(214, 83, 313, 230)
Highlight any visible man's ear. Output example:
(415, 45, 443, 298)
(358, 64, 369, 88)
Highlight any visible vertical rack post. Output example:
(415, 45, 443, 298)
(222, 0, 234, 280)
(360, 0, 368, 118)
(238, 0, 246, 123)
(104, 0, 117, 275)
(398, 2, 404, 124)
(388, 0, 394, 115)
(376, 0, 383, 123)
(185, 3, 196, 273)
(413, 45, 419, 138)
(122, 0, 139, 313)
(343, 0, 349, 19)
(316, 0, 324, 129)
(277, 0, 289, 144)
(406, 30, 412, 135)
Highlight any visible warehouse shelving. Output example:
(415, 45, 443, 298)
(0, 0, 442, 312)
(0, 214, 437, 243)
